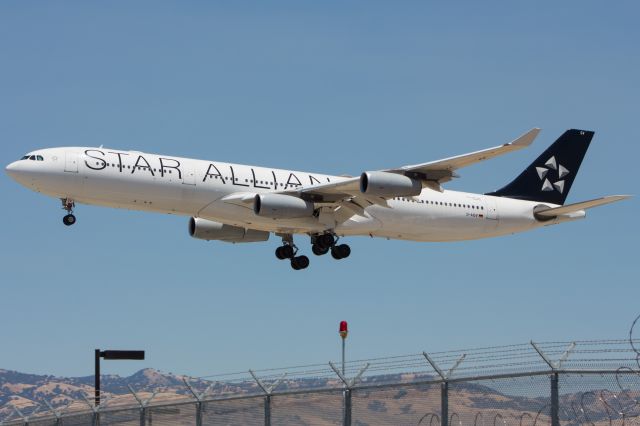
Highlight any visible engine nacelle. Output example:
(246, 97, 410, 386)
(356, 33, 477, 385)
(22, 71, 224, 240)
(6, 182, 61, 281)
(253, 194, 314, 219)
(188, 218, 269, 243)
(360, 171, 422, 197)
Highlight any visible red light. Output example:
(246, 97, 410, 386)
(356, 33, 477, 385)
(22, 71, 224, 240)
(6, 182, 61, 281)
(339, 321, 348, 339)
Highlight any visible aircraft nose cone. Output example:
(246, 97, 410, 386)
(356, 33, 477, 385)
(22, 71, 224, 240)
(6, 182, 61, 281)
(6, 161, 17, 174)
(5, 161, 24, 180)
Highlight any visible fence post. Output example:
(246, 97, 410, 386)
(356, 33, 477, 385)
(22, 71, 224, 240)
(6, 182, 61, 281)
(441, 381, 449, 426)
(10, 403, 42, 426)
(127, 384, 159, 426)
(423, 351, 465, 426)
(184, 378, 217, 426)
(550, 372, 559, 426)
(344, 388, 352, 426)
(265, 395, 271, 426)
(43, 400, 66, 426)
(81, 394, 102, 426)
(249, 369, 287, 426)
(329, 361, 369, 426)
(531, 341, 574, 426)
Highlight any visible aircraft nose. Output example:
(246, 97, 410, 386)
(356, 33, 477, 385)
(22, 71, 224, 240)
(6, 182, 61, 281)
(5, 161, 24, 180)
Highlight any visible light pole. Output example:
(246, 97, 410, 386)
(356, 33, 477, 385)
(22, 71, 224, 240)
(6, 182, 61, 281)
(95, 349, 145, 406)
(339, 321, 348, 375)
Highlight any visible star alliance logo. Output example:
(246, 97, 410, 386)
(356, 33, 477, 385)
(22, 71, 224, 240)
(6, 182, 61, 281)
(536, 156, 569, 194)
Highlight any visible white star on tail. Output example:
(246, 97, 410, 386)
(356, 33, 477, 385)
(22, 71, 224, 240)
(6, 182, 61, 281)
(538, 157, 569, 194)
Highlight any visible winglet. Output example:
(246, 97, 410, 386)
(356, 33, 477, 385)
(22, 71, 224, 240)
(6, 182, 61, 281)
(510, 128, 541, 147)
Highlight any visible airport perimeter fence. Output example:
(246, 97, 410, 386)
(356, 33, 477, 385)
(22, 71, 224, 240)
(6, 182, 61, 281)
(3, 339, 640, 425)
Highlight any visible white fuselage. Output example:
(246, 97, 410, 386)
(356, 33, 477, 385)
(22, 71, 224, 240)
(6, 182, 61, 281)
(6, 147, 581, 242)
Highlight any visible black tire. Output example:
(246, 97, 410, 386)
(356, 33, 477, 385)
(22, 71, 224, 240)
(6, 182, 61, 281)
(318, 234, 335, 248)
(281, 245, 294, 259)
(331, 244, 351, 260)
(312, 244, 329, 256)
(297, 255, 310, 269)
(291, 255, 310, 270)
(63, 214, 76, 226)
(275, 246, 287, 260)
(331, 246, 343, 260)
(290, 258, 301, 270)
(337, 244, 351, 259)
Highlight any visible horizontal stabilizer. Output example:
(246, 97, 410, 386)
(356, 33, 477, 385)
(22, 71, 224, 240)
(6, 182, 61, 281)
(535, 195, 631, 217)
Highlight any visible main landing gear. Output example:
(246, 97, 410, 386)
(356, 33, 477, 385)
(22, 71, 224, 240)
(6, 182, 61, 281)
(61, 198, 76, 226)
(312, 233, 351, 260)
(275, 235, 310, 270)
(276, 233, 351, 270)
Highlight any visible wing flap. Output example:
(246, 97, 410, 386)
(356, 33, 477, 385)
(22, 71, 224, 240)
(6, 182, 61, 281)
(535, 195, 631, 217)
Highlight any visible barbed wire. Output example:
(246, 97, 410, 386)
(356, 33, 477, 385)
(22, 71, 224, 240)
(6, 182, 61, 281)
(3, 323, 640, 424)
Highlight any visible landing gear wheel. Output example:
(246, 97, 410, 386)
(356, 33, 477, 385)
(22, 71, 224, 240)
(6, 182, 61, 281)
(281, 245, 294, 259)
(291, 255, 310, 270)
(312, 244, 329, 256)
(317, 233, 335, 249)
(331, 244, 351, 260)
(63, 214, 76, 226)
(275, 245, 295, 260)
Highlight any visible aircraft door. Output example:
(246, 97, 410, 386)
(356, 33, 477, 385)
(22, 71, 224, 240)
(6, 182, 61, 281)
(485, 197, 498, 220)
(64, 151, 79, 173)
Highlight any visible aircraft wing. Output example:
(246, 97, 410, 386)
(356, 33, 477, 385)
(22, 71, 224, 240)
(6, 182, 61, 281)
(281, 128, 540, 206)
(534, 195, 631, 217)
(386, 128, 540, 185)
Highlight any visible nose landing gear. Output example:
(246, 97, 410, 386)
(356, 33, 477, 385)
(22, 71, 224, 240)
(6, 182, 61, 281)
(61, 198, 76, 226)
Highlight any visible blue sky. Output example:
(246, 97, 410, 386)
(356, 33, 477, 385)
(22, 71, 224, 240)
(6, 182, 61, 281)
(1, 1, 638, 379)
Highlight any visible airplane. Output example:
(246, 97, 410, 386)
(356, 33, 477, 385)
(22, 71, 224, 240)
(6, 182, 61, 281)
(5, 128, 629, 270)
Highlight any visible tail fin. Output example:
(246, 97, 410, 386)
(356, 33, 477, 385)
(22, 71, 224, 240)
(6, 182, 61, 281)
(486, 129, 593, 205)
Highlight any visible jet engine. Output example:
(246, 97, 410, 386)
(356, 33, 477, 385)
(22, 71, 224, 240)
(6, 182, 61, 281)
(188, 218, 269, 243)
(253, 194, 314, 219)
(360, 171, 422, 197)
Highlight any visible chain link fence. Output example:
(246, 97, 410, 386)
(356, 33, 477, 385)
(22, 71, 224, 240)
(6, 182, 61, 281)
(3, 339, 640, 425)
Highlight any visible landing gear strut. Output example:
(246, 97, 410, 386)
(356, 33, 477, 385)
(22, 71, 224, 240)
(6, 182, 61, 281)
(61, 198, 76, 226)
(312, 233, 351, 260)
(275, 234, 309, 270)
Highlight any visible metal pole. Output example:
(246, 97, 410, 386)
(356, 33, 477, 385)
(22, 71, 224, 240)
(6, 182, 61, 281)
(195, 401, 202, 426)
(343, 388, 351, 426)
(342, 339, 346, 376)
(264, 395, 271, 426)
(550, 373, 559, 426)
(95, 349, 101, 407)
(140, 407, 146, 426)
(441, 381, 449, 426)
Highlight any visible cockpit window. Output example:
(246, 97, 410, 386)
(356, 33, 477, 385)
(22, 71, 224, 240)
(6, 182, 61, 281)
(20, 154, 44, 161)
